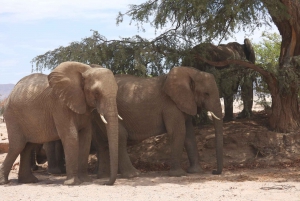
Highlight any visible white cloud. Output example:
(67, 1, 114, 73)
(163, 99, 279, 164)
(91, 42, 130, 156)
(0, 0, 142, 23)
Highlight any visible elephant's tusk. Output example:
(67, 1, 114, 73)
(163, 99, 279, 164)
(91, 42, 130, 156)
(100, 114, 108, 124)
(208, 111, 221, 120)
(118, 114, 123, 120)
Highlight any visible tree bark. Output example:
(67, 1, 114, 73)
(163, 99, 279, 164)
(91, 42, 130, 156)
(269, 88, 300, 132)
(266, 0, 300, 132)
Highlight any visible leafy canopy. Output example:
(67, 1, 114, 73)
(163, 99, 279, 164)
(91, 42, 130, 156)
(117, 0, 284, 43)
(32, 0, 287, 76)
(253, 31, 281, 74)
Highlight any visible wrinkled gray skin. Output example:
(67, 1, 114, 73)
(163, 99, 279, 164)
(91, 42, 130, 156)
(182, 39, 256, 121)
(93, 66, 223, 178)
(43, 140, 66, 174)
(0, 61, 119, 185)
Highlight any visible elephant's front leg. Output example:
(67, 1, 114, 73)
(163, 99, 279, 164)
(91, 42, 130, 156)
(58, 125, 82, 185)
(118, 124, 140, 178)
(184, 117, 202, 173)
(166, 117, 187, 177)
(18, 143, 39, 183)
(77, 125, 92, 182)
(223, 94, 234, 121)
(96, 139, 110, 179)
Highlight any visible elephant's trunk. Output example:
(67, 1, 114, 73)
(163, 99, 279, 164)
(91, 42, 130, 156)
(100, 99, 118, 185)
(212, 106, 223, 174)
(211, 104, 223, 175)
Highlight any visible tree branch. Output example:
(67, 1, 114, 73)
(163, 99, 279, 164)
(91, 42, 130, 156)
(195, 55, 278, 93)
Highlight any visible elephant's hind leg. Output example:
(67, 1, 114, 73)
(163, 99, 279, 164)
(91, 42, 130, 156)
(0, 122, 26, 184)
(0, 149, 23, 184)
(18, 143, 39, 183)
(44, 140, 66, 175)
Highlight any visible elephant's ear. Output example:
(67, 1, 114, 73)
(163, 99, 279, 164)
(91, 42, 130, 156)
(48, 61, 91, 114)
(163, 67, 197, 116)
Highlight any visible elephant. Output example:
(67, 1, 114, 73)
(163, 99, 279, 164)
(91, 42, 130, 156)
(182, 38, 256, 121)
(30, 144, 47, 171)
(43, 140, 66, 174)
(0, 61, 119, 185)
(92, 66, 223, 178)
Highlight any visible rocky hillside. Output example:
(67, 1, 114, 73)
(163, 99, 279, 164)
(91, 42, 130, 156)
(0, 84, 14, 99)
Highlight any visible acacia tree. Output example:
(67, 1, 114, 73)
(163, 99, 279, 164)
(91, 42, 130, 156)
(32, 0, 300, 132)
(31, 30, 184, 77)
(116, 0, 300, 132)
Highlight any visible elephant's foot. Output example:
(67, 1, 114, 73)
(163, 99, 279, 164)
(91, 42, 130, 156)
(18, 173, 38, 183)
(223, 117, 234, 122)
(121, 169, 141, 178)
(187, 164, 202, 174)
(79, 175, 92, 182)
(237, 110, 252, 119)
(0, 173, 8, 185)
(64, 177, 82, 185)
(48, 167, 66, 175)
(97, 169, 110, 179)
(168, 168, 187, 177)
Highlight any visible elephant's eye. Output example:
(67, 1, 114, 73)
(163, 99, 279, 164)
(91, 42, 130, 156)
(204, 92, 209, 97)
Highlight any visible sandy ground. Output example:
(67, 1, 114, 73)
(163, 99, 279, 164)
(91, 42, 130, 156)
(2, 96, 300, 200)
(0, 160, 300, 201)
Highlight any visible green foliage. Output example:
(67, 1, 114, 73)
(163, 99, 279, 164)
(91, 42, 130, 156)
(251, 32, 300, 95)
(252, 32, 280, 103)
(117, 0, 284, 42)
(252, 31, 281, 74)
(32, 1, 289, 77)
(31, 30, 186, 76)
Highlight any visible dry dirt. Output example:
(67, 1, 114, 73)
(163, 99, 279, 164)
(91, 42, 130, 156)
(1, 103, 300, 200)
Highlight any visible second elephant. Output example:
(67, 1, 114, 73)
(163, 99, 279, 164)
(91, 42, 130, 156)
(93, 66, 223, 178)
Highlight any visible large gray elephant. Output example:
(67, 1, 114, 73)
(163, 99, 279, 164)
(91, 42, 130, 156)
(0, 61, 119, 185)
(182, 39, 256, 121)
(92, 66, 223, 178)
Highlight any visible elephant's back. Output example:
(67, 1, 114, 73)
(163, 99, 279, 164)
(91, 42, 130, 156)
(7, 73, 49, 107)
(115, 74, 165, 100)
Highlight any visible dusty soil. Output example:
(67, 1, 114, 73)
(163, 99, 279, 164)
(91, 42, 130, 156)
(1, 106, 300, 200)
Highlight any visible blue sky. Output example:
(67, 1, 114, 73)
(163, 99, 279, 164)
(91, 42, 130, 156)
(0, 0, 278, 84)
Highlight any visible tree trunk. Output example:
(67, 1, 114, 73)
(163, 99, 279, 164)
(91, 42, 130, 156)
(195, 0, 300, 132)
(264, 0, 300, 132)
(269, 88, 300, 132)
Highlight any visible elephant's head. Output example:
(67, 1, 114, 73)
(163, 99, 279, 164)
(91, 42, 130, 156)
(48, 61, 118, 185)
(163, 66, 223, 174)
